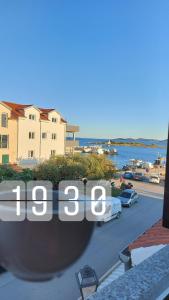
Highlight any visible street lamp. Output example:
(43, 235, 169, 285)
(76, 265, 98, 299)
(82, 177, 88, 197)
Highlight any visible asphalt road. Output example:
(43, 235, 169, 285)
(0, 194, 163, 300)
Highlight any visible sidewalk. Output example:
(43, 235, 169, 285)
(114, 179, 164, 199)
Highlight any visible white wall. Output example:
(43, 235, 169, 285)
(18, 107, 66, 161)
(18, 107, 41, 160)
(40, 111, 66, 160)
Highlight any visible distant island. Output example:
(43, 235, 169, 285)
(100, 141, 166, 148)
(77, 137, 167, 149)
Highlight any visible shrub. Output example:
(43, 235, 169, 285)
(0, 166, 34, 182)
(13, 169, 34, 182)
(34, 154, 116, 186)
(112, 187, 121, 197)
(0, 166, 16, 182)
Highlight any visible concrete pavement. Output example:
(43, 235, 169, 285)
(114, 178, 164, 198)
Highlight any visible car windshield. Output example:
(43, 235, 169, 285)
(120, 192, 131, 198)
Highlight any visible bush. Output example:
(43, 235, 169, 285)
(0, 166, 16, 182)
(0, 166, 34, 182)
(13, 169, 34, 182)
(34, 154, 116, 186)
(112, 187, 121, 197)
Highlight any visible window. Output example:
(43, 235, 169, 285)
(52, 133, 57, 140)
(28, 150, 34, 158)
(29, 132, 35, 139)
(29, 114, 36, 120)
(52, 118, 57, 123)
(120, 192, 131, 199)
(51, 150, 56, 156)
(42, 132, 47, 139)
(1, 113, 8, 128)
(0, 135, 8, 148)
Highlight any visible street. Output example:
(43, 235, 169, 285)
(0, 194, 163, 300)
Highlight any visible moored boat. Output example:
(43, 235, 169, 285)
(109, 148, 118, 155)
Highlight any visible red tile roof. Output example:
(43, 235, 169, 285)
(1, 101, 66, 122)
(38, 108, 54, 121)
(2, 101, 32, 118)
(61, 117, 67, 123)
(129, 220, 169, 250)
(39, 108, 67, 123)
(38, 108, 55, 113)
(40, 114, 49, 121)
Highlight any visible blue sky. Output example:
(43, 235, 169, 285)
(0, 0, 168, 139)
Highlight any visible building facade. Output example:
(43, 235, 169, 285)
(0, 101, 69, 164)
(0, 102, 17, 164)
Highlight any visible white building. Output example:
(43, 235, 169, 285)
(0, 101, 71, 163)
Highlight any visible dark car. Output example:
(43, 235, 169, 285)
(123, 171, 134, 179)
(133, 172, 145, 181)
(122, 165, 131, 171)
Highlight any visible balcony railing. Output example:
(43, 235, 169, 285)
(66, 125, 80, 133)
(87, 245, 169, 300)
(65, 140, 79, 148)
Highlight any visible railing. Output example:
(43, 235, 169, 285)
(65, 140, 79, 147)
(66, 125, 80, 133)
(87, 245, 169, 300)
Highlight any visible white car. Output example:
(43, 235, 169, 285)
(118, 189, 138, 207)
(97, 197, 122, 226)
(149, 175, 160, 184)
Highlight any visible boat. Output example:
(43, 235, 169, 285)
(104, 148, 110, 155)
(109, 148, 118, 155)
(129, 159, 142, 168)
(96, 148, 104, 155)
(82, 146, 92, 153)
(154, 156, 166, 167)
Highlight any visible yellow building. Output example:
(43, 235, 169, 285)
(0, 100, 79, 165)
(0, 102, 17, 164)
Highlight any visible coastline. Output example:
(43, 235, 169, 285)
(89, 142, 166, 149)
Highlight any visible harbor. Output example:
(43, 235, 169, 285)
(75, 145, 118, 155)
(74, 138, 166, 169)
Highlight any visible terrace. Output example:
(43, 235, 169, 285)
(65, 124, 80, 154)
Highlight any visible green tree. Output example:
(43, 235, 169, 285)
(34, 154, 116, 186)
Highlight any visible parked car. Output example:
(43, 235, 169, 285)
(133, 172, 145, 181)
(123, 171, 134, 179)
(122, 165, 131, 171)
(118, 189, 138, 207)
(149, 175, 160, 184)
(97, 197, 122, 226)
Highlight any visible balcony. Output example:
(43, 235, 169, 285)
(66, 125, 79, 133)
(65, 140, 79, 148)
(87, 245, 169, 300)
